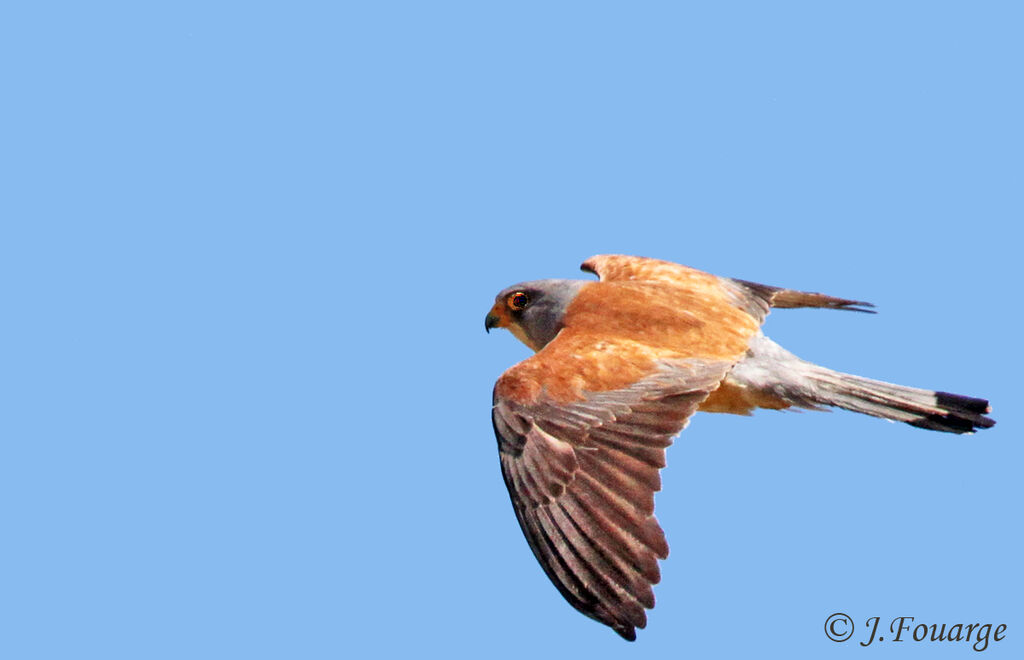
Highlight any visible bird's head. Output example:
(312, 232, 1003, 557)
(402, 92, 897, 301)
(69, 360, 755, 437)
(485, 279, 587, 352)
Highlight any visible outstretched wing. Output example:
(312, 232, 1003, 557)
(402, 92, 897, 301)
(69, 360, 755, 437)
(493, 334, 735, 640)
(581, 254, 726, 291)
(580, 253, 777, 321)
(582, 254, 874, 323)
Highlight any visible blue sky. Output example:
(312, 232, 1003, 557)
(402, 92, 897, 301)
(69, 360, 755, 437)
(2, 2, 1021, 658)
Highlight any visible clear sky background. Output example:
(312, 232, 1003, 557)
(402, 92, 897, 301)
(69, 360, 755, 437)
(2, 2, 1021, 658)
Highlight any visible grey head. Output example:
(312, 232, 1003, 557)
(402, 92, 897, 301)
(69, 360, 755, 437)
(484, 278, 589, 351)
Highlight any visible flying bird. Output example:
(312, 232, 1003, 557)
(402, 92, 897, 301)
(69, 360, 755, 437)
(484, 255, 994, 641)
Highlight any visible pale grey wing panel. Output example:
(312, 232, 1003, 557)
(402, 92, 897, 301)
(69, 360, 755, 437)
(492, 358, 732, 641)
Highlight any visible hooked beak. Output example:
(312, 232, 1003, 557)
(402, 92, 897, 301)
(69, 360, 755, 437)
(485, 303, 507, 333)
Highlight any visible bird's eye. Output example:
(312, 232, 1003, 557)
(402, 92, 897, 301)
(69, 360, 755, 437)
(508, 291, 530, 311)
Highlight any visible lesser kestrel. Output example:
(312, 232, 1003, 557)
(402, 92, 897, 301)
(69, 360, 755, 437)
(485, 255, 994, 641)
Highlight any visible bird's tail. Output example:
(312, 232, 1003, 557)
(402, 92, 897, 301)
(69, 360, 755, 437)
(728, 335, 995, 434)
(799, 368, 995, 433)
